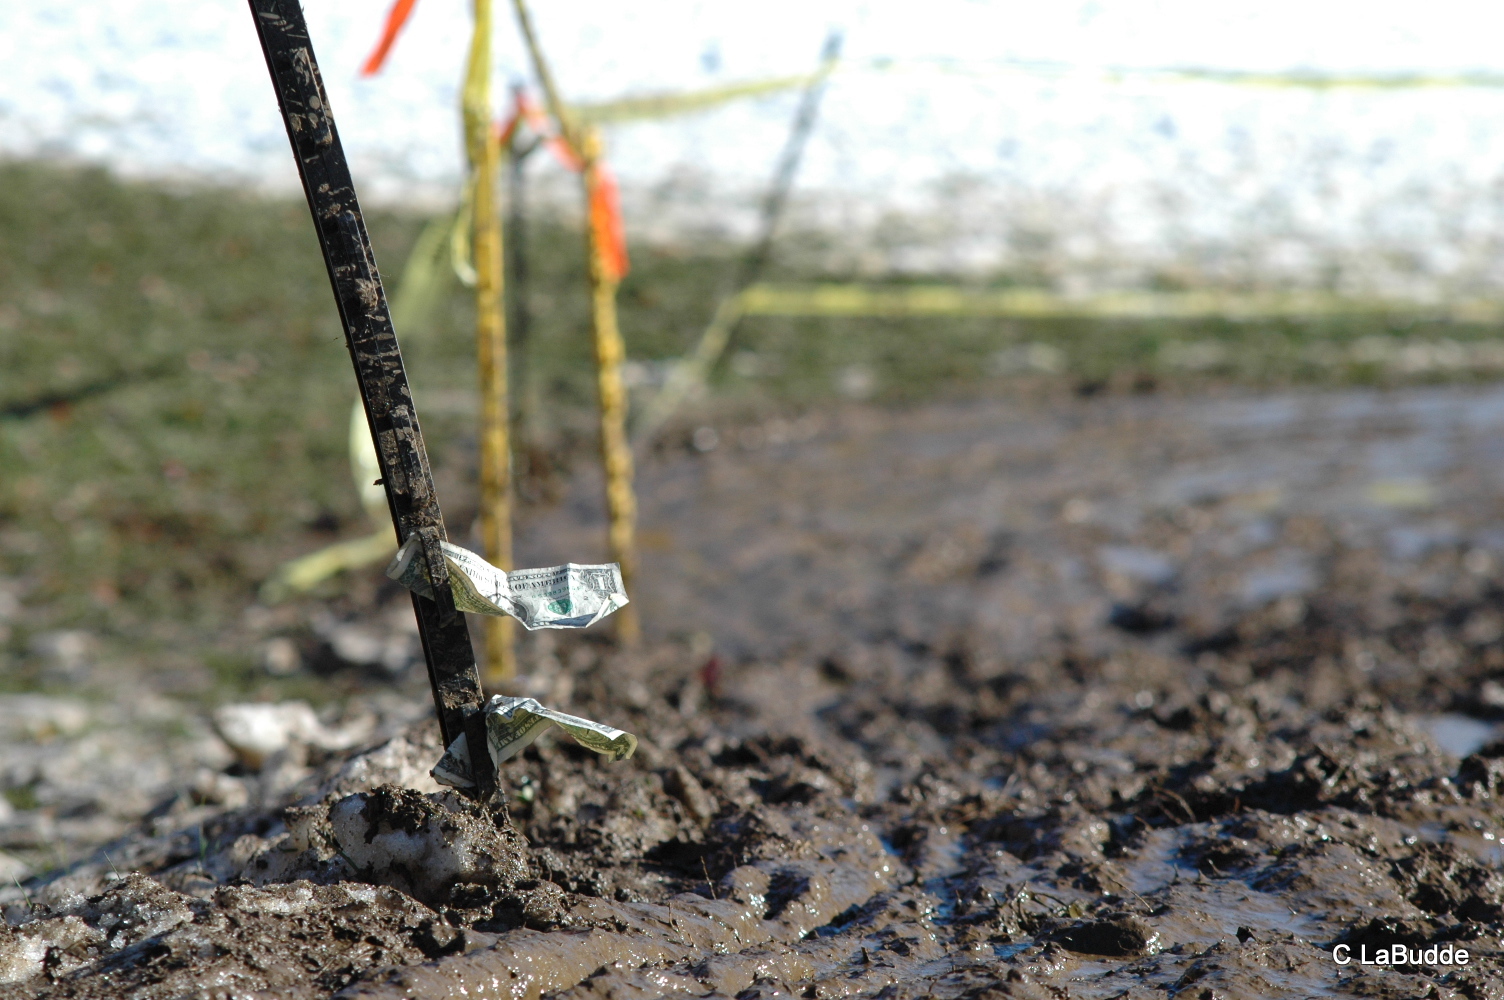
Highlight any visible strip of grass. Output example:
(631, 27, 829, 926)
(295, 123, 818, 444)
(1, 160, 1500, 679)
(1, 162, 424, 643)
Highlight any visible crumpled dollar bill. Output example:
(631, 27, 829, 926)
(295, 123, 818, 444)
(432, 695, 637, 790)
(385, 534, 628, 630)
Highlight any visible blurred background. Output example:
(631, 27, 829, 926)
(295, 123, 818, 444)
(7, 0, 1504, 878)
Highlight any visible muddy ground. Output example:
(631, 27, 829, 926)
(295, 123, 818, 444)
(5, 383, 1504, 998)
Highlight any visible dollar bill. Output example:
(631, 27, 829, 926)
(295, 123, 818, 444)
(385, 534, 628, 630)
(432, 695, 638, 790)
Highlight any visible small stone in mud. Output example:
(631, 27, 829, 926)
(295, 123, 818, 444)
(484, 878, 568, 930)
(1056, 915, 1162, 957)
(664, 764, 718, 824)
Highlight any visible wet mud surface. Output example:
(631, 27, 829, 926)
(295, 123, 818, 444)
(7, 384, 1504, 997)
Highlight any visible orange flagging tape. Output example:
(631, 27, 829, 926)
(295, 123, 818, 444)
(360, 0, 419, 77)
(590, 164, 629, 281)
(496, 112, 522, 148)
(497, 92, 582, 168)
(498, 90, 628, 280)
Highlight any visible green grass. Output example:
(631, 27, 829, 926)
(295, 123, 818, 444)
(3, 784, 39, 812)
(0, 160, 741, 679)
(1, 160, 1501, 680)
(0, 163, 424, 640)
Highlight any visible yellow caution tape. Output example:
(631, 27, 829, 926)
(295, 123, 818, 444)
(859, 57, 1504, 90)
(734, 283, 1504, 322)
(573, 72, 830, 124)
(1121, 67, 1504, 91)
(259, 528, 397, 604)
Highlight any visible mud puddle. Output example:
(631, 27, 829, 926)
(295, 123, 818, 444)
(4, 384, 1504, 997)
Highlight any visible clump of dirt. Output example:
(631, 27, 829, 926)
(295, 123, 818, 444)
(241, 784, 531, 909)
(7, 386, 1504, 998)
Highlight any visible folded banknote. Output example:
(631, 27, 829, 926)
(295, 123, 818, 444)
(385, 534, 627, 630)
(432, 695, 638, 790)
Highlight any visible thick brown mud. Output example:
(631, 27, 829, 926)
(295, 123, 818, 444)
(6, 385, 1504, 998)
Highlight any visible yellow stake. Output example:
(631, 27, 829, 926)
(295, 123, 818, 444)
(510, 0, 639, 644)
(581, 127, 639, 645)
(463, 0, 516, 681)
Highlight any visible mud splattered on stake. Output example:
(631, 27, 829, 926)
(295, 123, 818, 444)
(245, 0, 497, 799)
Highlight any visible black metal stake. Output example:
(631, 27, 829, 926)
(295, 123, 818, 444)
(718, 30, 842, 360)
(247, 0, 496, 800)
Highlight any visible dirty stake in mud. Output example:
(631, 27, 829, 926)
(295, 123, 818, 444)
(247, 0, 632, 803)
(245, 0, 495, 792)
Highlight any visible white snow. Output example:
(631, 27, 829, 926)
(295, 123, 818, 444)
(4, 2, 1504, 289)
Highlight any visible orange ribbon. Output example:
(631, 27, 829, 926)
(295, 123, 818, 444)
(588, 164, 629, 282)
(497, 90, 629, 281)
(360, 0, 419, 77)
(497, 91, 581, 169)
(362, 2, 633, 284)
